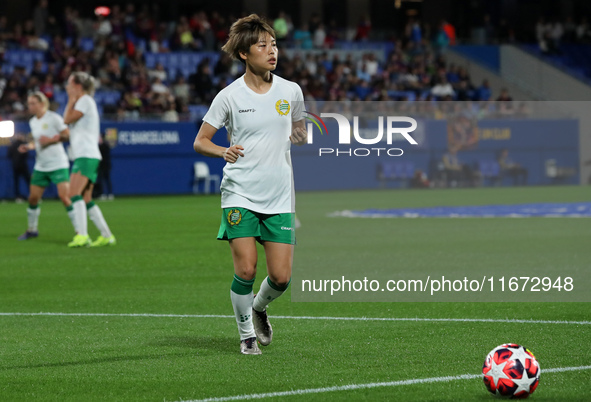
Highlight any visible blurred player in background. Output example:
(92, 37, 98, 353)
(64, 72, 116, 248)
(17, 92, 77, 240)
(7, 133, 30, 202)
(194, 14, 307, 355)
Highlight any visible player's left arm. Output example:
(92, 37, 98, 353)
(39, 128, 70, 147)
(290, 119, 307, 146)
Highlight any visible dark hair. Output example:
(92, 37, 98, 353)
(221, 14, 275, 64)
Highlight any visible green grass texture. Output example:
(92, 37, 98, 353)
(1, 186, 590, 401)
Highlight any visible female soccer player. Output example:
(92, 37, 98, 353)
(17, 92, 77, 240)
(194, 14, 307, 355)
(64, 72, 116, 248)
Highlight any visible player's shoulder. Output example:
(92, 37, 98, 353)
(274, 74, 302, 93)
(215, 78, 244, 101)
(79, 94, 97, 106)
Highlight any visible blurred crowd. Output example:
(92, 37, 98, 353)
(0, 1, 516, 121)
(535, 16, 591, 54)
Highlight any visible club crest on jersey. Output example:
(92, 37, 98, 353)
(275, 99, 290, 116)
(227, 209, 242, 226)
(42, 124, 49, 130)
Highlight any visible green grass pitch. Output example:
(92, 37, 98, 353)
(1, 186, 590, 401)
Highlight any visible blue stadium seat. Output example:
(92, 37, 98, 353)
(79, 37, 94, 52)
(479, 160, 500, 186)
(145, 53, 156, 68)
(54, 91, 68, 106)
(379, 161, 415, 187)
(188, 104, 209, 121)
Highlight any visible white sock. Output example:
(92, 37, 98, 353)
(230, 290, 256, 340)
(72, 199, 87, 236)
(27, 206, 40, 232)
(87, 204, 112, 238)
(67, 208, 78, 233)
(253, 276, 289, 312)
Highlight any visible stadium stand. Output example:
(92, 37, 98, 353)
(0, 4, 511, 121)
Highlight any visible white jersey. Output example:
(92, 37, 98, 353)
(69, 94, 102, 160)
(203, 74, 304, 214)
(29, 110, 70, 172)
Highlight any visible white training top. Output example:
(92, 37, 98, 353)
(29, 110, 70, 172)
(203, 74, 304, 214)
(69, 94, 102, 160)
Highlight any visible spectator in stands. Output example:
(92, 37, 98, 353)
(190, 60, 214, 102)
(95, 14, 113, 39)
(273, 12, 289, 44)
(497, 148, 527, 186)
(33, 0, 49, 37)
(8, 133, 31, 201)
(0, 16, 10, 40)
(151, 76, 169, 94)
(39, 74, 55, 100)
(576, 17, 589, 43)
(313, 23, 326, 49)
(563, 16, 577, 42)
(148, 62, 167, 82)
(477, 79, 492, 101)
(293, 24, 313, 49)
(172, 75, 190, 105)
(442, 20, 456, 46)
(410, 170, 430, 188)
(496, 88, 514, 115)
(163, 101, 179, 122)
(442, 146, 477, 187)
(550, 19, 564, 53)
(431, 76, 454, 98)
(355, 15, 371, 41)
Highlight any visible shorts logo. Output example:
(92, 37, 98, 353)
(275, 99, 290, 116)
(227, 209, 242, 226)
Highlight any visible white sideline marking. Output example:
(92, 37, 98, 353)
(180, 365, 591, 402)
(0, 312, 590, 326)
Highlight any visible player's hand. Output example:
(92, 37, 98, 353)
(223, 145, 244, 163)
(290, 126, 307, 146)
(18, 144, 29, 153)
(39, 135, 58, 147)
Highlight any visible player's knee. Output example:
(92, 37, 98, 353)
(236, 263, 257, 281)
(28, 195, 39, 206)
(269, 274, 291, 289)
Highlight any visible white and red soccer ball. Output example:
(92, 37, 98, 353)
(483, 343, 540, 399)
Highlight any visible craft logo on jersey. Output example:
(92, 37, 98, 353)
(275, 99, 290, 116)
(227, 209, 242, 226)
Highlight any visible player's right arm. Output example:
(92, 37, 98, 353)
(194, 122, 244, 163)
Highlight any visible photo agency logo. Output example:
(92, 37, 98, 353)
(303, 111, 419, 156)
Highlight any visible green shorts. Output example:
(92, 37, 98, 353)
(217, 207, 296, 245)
(71, 158, 100, 183)
(31, 168, 70, 187)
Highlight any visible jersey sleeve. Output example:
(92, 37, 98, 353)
(202, 92, 229, 130)
(52, 113, 68, 132)
(74, 95, 91, 115)
(291, 83, 305, 122)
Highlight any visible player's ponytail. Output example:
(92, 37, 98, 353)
(70, 72, 96, 96)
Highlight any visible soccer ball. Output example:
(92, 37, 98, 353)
(482, 343, 540, 399)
